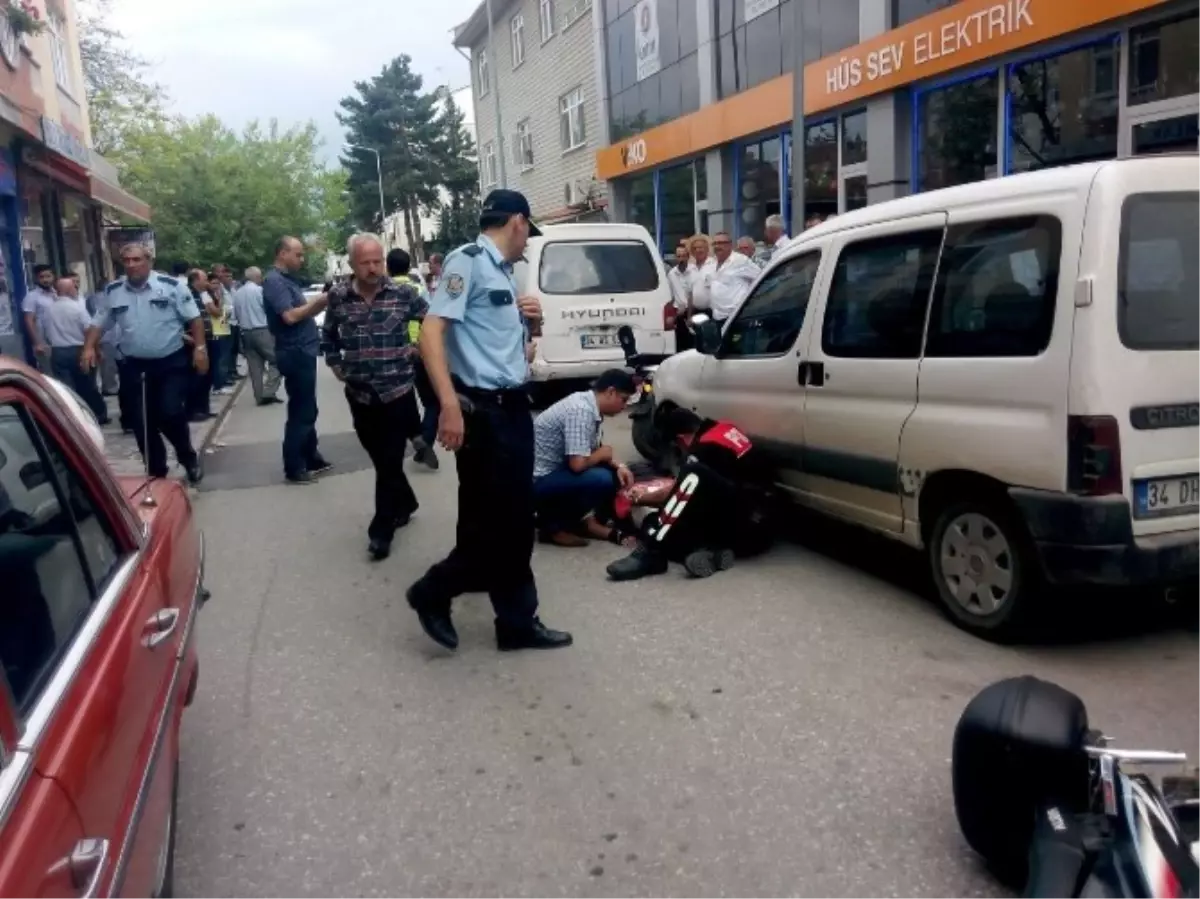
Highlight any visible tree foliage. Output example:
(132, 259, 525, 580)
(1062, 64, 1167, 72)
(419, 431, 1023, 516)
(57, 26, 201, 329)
(338, 57, 480, 259)
(76, 0, 168, 155)
(114, 117, 348, 280)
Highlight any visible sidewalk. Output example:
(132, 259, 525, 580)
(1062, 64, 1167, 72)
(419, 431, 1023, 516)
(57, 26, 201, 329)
(100, 380, 246, 477)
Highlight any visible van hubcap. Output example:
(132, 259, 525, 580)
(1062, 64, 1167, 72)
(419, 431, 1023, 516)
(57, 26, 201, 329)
(939, 512, 1014, 616)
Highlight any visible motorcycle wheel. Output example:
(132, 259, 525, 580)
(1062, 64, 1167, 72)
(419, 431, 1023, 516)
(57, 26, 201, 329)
(631, 407, 668, 468)
(952, 676, 1092, 885)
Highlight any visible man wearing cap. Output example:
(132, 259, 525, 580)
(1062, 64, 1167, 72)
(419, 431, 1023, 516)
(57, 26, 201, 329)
(406, 189, 573, 654)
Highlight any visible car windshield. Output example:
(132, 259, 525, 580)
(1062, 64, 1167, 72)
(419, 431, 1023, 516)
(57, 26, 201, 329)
(538, 241, 659, 295)
(1118, 191, 1200, 351)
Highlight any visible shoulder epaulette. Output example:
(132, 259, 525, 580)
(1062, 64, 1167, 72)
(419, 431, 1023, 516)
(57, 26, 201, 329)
(156, 275, 178, 286)
(461, 245, 483, 258)
(105, 280, 123, 294)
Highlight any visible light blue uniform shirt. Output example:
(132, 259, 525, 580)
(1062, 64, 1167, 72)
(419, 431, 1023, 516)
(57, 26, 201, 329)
(427, 234, 527, 390)
(92, 272, 199, 360)
(21, 286, 57, 339)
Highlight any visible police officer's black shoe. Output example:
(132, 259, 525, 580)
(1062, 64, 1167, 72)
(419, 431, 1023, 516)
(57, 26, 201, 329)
(606, 545, 669, 581)
(406, 583, 458, 650)
(185, 461, 204, 486)
(683, 548, 735, 579)
(495, 617, 573, 652)
(367, 538, 391, 561)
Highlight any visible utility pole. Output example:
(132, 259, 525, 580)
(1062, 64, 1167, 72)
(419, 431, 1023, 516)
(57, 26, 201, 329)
(790, 0, 806, 236)
(345, 143, 387, 234)
(484, 0, 507, 187)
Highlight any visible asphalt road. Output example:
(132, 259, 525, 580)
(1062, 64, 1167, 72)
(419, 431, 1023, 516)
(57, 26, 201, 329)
(176, 365, 1199, 898)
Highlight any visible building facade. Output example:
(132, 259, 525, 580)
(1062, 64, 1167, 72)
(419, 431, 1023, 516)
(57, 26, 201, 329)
(0, 0, 149, 361)
(455, 0, 610, 223)
(596, 0, 1199, 254)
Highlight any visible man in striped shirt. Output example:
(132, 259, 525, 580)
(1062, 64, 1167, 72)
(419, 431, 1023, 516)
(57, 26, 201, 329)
(321, 233, 427, 561)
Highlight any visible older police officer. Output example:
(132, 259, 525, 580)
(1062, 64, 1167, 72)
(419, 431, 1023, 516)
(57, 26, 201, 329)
(406, 189, 572, 653)
(82, 243, 206, 484)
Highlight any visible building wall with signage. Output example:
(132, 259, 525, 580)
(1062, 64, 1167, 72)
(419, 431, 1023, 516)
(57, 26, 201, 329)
(457, 0, 609, 221)
(597, 0, 1199, 254)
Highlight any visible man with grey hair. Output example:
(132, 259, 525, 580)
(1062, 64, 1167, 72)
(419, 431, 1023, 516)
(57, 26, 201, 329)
(264, 236, 330, 484)
(764, 214, 789, 262)
(232, 266, 280, 405)
(322, 233, 425, 560)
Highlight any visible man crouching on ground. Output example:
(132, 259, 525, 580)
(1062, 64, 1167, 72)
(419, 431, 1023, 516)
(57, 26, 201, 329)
(533, 369, 638, 546)
(607, 407, 775, 581)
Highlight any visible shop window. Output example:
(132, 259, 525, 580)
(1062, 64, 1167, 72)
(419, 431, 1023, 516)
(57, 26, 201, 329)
(892, 0, 961, 27)
(739, 135, 782, 242)
(926, 216, 1061, 358)
(539, 242, 659, 295)
(1128, 13, 1200, 106)
(822, 230, 943, 359)
(1132, 114, 1200, 155)
(804, 121, 838, 220)
(660, 164, 696, 256)
(1118, 192, 1200, 352)
(918, 72, 999, 192)
(841, 110, 867, 166)
(1009, 40, 1119, 174)
(844, 175, 868, 212)
(719, 252, 822, 359)
(629, 173, 656, 241)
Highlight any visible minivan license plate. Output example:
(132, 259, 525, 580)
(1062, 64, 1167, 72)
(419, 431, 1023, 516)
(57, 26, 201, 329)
(1134, 475, 1200, 518)
(581, 334, 620, 349)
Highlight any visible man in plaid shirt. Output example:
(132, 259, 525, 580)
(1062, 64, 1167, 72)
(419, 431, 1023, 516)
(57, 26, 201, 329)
(321, 233, 427, 561)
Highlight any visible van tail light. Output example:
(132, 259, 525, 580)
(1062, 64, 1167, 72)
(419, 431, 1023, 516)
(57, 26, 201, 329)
(663, 300, 677, 331)
(1067, 415, 1124, 496)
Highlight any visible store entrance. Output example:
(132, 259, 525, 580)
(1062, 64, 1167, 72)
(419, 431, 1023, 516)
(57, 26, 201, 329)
(1127, 104, 1199, 155)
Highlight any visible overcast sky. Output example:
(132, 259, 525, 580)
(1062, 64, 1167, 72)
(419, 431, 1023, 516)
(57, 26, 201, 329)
(107, 0, 480, 161)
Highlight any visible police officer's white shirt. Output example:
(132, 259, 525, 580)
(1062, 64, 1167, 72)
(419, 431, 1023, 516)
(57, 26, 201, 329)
(709, 252, 760, 322)
(688, 257, 717, 311)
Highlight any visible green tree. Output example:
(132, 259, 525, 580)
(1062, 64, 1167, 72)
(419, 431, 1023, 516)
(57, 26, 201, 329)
(113, 116, 348, 276)
(76, 0, 168, 155)
(427, 88, 480, 254)
(338, 55, 443, 255)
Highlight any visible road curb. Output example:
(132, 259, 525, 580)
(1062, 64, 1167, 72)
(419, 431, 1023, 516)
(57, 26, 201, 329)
(200, 377, 247, 453)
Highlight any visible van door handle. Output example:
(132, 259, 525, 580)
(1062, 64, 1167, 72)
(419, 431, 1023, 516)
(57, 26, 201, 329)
(142, 608, 180, 649)
(805, 362, 826, 387)
(796, 361, 808, 385)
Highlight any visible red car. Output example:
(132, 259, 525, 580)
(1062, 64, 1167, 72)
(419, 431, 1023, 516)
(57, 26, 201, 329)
(0, 359, 204, 897)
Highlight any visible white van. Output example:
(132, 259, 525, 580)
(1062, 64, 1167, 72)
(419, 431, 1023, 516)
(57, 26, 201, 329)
(515, 223, 676, 398)
(645, 156, 1199, 641)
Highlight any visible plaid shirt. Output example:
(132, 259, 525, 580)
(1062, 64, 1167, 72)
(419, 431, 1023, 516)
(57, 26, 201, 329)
(533, 390, 603, 477)
(320, 277, 428, 405)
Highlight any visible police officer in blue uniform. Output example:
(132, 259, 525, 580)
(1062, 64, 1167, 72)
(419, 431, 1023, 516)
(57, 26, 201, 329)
(82, 243, 206, 484)
(406, 189, 572, 653)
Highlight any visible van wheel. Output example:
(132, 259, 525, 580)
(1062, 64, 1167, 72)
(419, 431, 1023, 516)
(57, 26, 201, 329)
(928, 499, 1039, 641)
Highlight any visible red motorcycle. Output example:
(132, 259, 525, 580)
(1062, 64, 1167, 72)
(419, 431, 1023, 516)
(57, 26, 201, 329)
(953, 676, 1198, 897)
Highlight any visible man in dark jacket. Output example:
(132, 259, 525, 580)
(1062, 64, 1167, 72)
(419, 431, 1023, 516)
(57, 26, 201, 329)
(606, 407, 775, 581)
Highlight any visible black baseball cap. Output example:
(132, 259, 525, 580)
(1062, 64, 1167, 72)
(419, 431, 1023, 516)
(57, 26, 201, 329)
(480, 189, 542, 236)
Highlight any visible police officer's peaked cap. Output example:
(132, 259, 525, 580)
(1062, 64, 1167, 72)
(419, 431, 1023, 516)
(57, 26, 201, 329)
(481, 189, 541, 237)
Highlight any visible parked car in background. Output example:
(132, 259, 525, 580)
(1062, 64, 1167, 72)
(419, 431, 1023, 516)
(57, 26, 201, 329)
(0, 358, 205, 896)
(514, 223, 676, 405)
(643, 156, 1199, 641)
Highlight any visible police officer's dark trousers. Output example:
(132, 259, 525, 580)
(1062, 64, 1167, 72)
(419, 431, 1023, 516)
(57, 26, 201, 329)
(120, 348, 198, 477)
(414, 388, 538, 625)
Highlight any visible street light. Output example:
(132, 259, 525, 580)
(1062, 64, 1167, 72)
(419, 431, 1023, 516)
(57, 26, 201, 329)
(344, 143, 387, 231)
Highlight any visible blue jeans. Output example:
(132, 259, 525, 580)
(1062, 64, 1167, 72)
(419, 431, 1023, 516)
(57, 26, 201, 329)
(209, 336, 233, 390)
(414, 361, 439, 445)
(533, 466, 618, 533)
(276, 347, 320, 477)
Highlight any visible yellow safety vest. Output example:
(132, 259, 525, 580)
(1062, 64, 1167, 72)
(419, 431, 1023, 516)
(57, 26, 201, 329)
(392, 275, 425, 343)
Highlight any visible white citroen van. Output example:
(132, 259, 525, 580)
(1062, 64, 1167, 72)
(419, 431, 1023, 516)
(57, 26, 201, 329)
(646, 156, 1198, 641)
(515, 223, 676, 400)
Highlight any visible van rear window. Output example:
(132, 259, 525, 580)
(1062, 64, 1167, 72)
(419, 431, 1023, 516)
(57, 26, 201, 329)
(539, 241, 659, 295)
(1118, 192, 1199, 351)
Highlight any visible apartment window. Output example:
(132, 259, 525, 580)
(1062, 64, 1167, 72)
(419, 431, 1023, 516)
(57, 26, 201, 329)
(560, 86, 586, 151)
(48, 10, 71, 92)
(511, 14, 525, 67)
(514, 119, 534, 170)
(477, 49, 489, 97)
(483, 141, 497, 186)
(540, 0, 555, 42)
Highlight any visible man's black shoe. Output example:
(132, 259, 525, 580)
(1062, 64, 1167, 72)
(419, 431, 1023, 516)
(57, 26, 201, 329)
(257, 396, 283, 406)
(285, 471, 317, 485)
(367, 538, 391, 561)
(683, 547, 735, 579)
(189, 412, 215, 423)
(406, 583, 458, 650)
(308, 458, 334, 476)
(395, 509, 417, 529)
(606, 545, 669, 581)
(496, 617, 574, 652)
(185, 461, 204, 486)
(411, 437, 440, 471)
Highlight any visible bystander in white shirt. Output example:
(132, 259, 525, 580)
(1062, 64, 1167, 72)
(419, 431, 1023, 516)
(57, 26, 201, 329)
(709, 250, 760, 323)
(666, 258, 694, 312)
(688, 256, 717, 312)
